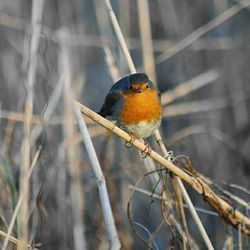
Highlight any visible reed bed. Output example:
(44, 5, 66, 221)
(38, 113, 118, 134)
(0, 0, 250, 249)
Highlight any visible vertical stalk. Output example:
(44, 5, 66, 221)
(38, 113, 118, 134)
(19, 1, 44, 249)
(60, 29, 87, 250)
(137, 0, 156, 82)
(75, 107, 121, 250)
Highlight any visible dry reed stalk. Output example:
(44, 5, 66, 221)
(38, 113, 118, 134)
(0, 230, 36, 250)
(103, 0, 136, 73)
(132, 36, 247, 52)
(75, 107, 121, 250)
(238, 223, 243, 250)
(75, 101, 250, 236)
(165, 86, 250, 117)
(20, 37, 33, 250)
(93, 0, 121, 82)
(197, 175, 250, 214)
(137, 0, 156, 83)
(169, 215, 200, 250)
(213, 184, 250, 211)
(118, 0, 131, 72)
(0, 110, 41, 124)
(164, 98, 228, 117)
(19, 1, 44, 249)
(172, 177, 189, 250)
(222, 229, 234, 250)
(161, 70, 219, 105)
(60, 29, 87, 250)
(0, 110, 96, 128)
(168, 126, 237, 153)
(225, 183, 250, 195)
(176, 178, 214, 249)
(2, 147, 42, 250)
(155, 0, 250, 64)
(26, 74, 65, 154)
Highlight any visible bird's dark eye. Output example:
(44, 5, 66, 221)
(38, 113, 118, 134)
(146, 84, 149, 88)
(129, 85, 133, 90)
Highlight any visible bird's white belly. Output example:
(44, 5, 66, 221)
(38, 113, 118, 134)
(122, 120, 161, 139)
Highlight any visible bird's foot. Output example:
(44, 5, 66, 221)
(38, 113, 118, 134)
(164, 151, 174, 162)
(125, 132, 136, 148)
(141, 139, 152, 158)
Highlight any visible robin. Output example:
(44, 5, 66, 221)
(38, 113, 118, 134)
(98, 73, 162, 154)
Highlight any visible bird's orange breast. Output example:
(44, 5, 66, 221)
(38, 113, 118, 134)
(119, 89, 162, 125)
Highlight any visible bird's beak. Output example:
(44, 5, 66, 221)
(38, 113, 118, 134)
(134, 88, 142, 93)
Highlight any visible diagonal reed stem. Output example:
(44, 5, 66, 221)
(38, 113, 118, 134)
(103, 0, 136, 73)
(75, 101, 250, 237)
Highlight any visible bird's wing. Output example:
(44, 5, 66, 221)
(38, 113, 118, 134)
(98, 90, 124, 120)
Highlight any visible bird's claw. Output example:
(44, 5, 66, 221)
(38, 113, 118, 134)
(141, 140, 152, 158)
(165, 151, 174, 162)
(124, 132, 136, 148)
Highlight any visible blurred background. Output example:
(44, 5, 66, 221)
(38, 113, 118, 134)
(0, 0, 250, 249)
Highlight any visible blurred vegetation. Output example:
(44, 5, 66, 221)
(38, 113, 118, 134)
(0, 0, 250, 249)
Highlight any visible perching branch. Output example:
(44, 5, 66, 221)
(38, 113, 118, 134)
(75, 100, 250, 236)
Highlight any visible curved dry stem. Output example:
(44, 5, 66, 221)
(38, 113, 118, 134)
(127, 172, 155, 249)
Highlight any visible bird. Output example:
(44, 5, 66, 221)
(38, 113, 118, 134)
(98, 73, 162, 154)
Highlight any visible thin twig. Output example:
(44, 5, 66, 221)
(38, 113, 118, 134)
(128, 185, 218, 217)
(103, 0, 136, 73)
(161, 70, 219, 105)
